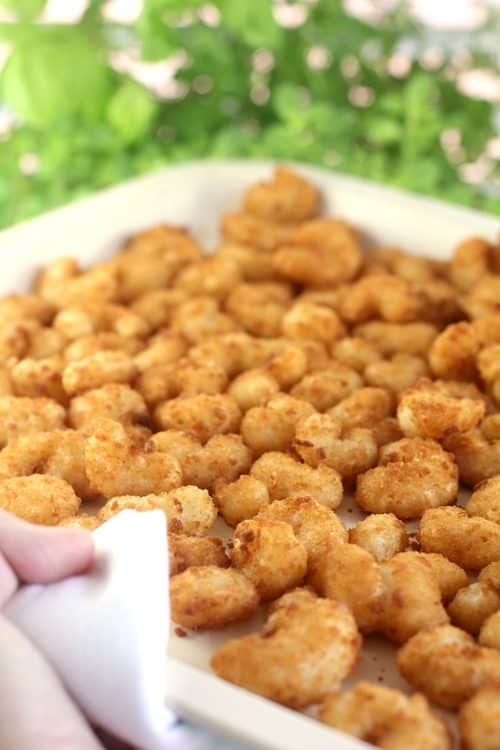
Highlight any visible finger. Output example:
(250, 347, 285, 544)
(0, 616, 105, 750)
(94, 729, 136, 749)
(0, 550, 18, 608)
(0, 510, 94, 592)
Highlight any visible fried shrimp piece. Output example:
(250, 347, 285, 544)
(0, 395, 66, 447)
(448, 581, 500, 635)
(36, 258, 118, 308)
(0, 475, 80, 525)
(397, 625, 500, 709)
(291, 363, 363, 412)
(244, 166, 319, 223)
(0, 429, 92, 499)
(364, 354, 429, 394)
(331, 337, 382, 372)
(85, 419, 182, 498)
(9, 355, 66, 403)
(328, 387, 394, 430)
(319, 682, 451, 750)
(479, 611, 500, 650)
(134, 332, 188, 373)
(478, 343, 500, 405)
(0, 294, 55, 326)
(98, 486, 216, 535)
(473, 314, 500, 346)
(419, 506, 500, 570)
(256, 496, 347, 567)
(354, 321, 437, 357)
(59, 513, 100, 530)
(137, 357, 228, 406)
(214, 475, 270, 527)
(154, 394, 241, 443)
(282, 302, 345, 344)
(274, 219, 362, 288)
(130, 289, 187, 330)
(397, 378, 485, 440)
(170, 566, 259, 630)
(459, 687, 500, 750)
(340, 274, 419, 324)
(462, 275, 500, 319)
(308, 541, 383, 631)
(419, 553, 469, 603)
(222, 212, 296, 251)
(68, 383, 149, 433)
(211, 589, 361, 708)
(214, 242, 276, 282)
(53, 303, 149, 340)
(180, 434, 252, 491)
(444, 428, 500, 486)
(225, 282, 292, 338)
(466, 475, 500, 524)
(294, 413, 378, 478)
(227, 368, 280, 412)
(231, 518, 307, 600)
(170, 295, 239, 345)
(241, 394, 315, 455)
(168, 534, 228, 577)
(428, 322, 479, 381)
(64, 332, 142, 361)
(450, 236, 500, 290)
(174, 258, 242, 302)
(349, 513, 408, 561)
(375, 552, 449, 643)
(62, 350, 138, 396)
(356, 438, 458, 519)
(250, 451, 343, 509)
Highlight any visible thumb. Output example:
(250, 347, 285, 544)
(0, 511, 94, 605)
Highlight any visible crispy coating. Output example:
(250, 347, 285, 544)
(37, 258, 118, 308)
(137, 358, 228, 406)
(479, 611, 500, 649)
(420, 553, 469, 603)
(214, 475, 270, 527)
(397, 624, 500, 709)
(448, 581, 500, 635)
(214, 243, 276, 282)
(450, 237, 500, 290)
(354, 322, 437, 357)
(10, 355, 66, 403)
(479, 561, 500, 591)
(168, 534, 228, 577)
(319, 682, 451, 750)
(227, 369, 280, 411)
(174, 258, 242, 302)
(256, 496, 347, 567)
(429, 322, 479, 381)
(170, 297, 238, 345)
(444, 428, 500, 486)
(53, 303, 149, 340)
(376, 552, 449, 643)
(62, 350, 137, 396)
(349, 513, 408, 561)
(0, 294, 54, 326)
(222, 211, 295, 251)
(364, 354, 429, 394)
(0, 396, 66, 447)
(419, 506, 500, 570)
(341, 274, 419, 324)
(225, 282, 291, 338)
(273, 219, 362, 287)
(98, 486, 216, 535)
(134, 333, 188, 372)
(459, 687, 500, 750)
(328, 387, 394, 430)
(69, 383, 149, 433)
(211, 589, 361, 708)
(250, 451, 343, 508)
(130, 289, 187, 330)
(243, 166, 319, 223)
(64, 332, 142, 361)
(473, 314, 500, 346)
(150, 429, 200, 461)
(180, 433, 252, 491)
(154, 393, 241, 443)
(85, 419, 182, 498)
(331, 336, 382, 372)
(282, 302, 345, 344)
(59, 513, 100, 530)
(397, 378, 485, 440)
(462, 275, 500, 319)
(231, 518, 307, 600)
(241, 394, 315, 455)
(356, 438, 458, 519)
(294, 413, 378, 478)
(170, 566, 259, 630)
(466, 476, 500, 524)
(291, 363, 363, 411)
(309, 542, 384, 631)
(0, 474, 80, 525)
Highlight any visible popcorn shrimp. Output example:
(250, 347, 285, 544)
(0, 474, 80, 525)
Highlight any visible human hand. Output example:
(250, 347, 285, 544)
(0, 510, 132, 750)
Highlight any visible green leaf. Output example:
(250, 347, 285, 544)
(273, 83, 309, 122)
(106, 79, 159, 144)
(366, 117, 402, 145)
(0, 0, 45, 21)
(219, 0, 282, 48)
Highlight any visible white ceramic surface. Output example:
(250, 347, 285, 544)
(1, 160, 499, 750)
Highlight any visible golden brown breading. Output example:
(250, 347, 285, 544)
(0, 474, 80, 525)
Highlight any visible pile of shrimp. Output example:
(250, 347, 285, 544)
(1, 166, 500, 749)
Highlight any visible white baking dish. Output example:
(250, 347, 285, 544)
(1, 161, 499, 750)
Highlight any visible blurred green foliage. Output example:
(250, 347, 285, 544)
(0, 0, 499, 228)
